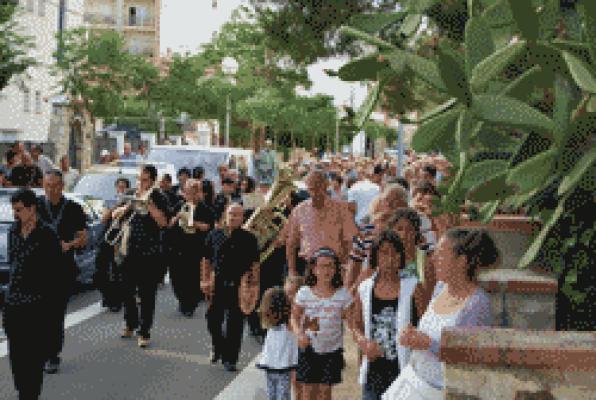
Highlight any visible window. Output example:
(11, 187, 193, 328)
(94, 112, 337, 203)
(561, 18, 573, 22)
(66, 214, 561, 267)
(35, 90, 42, 113)
(26, 0, 34, 12)
(23, 88, 30, 113)
(129, 7, 136, 26)
(38, 0, 45, 16)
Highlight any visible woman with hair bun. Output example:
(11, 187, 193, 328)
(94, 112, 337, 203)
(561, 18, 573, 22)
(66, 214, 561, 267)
(384, 228, 499, 399)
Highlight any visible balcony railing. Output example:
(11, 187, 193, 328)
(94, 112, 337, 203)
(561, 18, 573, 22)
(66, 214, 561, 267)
(84, 12, 116, 25)
(127, 15, 154, 27)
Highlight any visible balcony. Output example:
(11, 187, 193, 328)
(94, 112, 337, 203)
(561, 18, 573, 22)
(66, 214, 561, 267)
(84, 12, 116, 26)
(125, 15, 155, 31)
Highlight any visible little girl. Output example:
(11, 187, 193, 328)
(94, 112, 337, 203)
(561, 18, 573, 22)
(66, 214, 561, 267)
(291, 248, 353, 400)
(257, 287, 298, 400)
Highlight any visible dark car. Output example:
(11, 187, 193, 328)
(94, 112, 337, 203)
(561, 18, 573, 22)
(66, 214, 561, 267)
(0, 188, 104, 306)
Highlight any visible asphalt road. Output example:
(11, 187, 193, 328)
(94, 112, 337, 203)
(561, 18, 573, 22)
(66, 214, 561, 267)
(0, 283, 267, 400)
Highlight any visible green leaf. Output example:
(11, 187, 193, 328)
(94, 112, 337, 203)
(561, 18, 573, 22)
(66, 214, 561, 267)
(456, 109, 482, 150)
(483, 0, 514, 28)
(537, 0, 560, 40)
(470, 41, 527, 92)
(470, 94, 554, 138)
(339, 26, 395, 50)
(553, 74, 574, 146)
(338, 54, 388, 82)
(354, 82, 381, 129)
(437, 45, 471, 105)
(562, 51, 596, 94)
(501, 65, 542, 101)
(462, 159, 509, 189)
(417, 98, 458, 123)
(406, 53, 448, 93)
(385, 51, 408, 74)
(399, 13, 422, 37)
(507, 0, 539, 41)
(558, 148, 596, 196)
(411, 108, 460, 153)
(577, 0, 596, 62)
(479, 200, 500, 223)
(465, 16, 495, 78)
(409, 0, 441, 13)
(519, 197, 566, 269)
(467, 171, 516, 202)
(349, 11, 407, 34)
(506, 148, 557, 194)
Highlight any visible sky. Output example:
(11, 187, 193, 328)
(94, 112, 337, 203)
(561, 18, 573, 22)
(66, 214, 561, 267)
(160, 0, 367, 109)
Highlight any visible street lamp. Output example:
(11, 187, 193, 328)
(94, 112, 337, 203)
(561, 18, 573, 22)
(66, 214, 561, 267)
(336, 107, 347, 155)
(221, 56, 239, 147)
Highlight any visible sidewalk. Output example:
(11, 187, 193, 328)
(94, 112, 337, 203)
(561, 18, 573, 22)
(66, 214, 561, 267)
(335, 332, 361, 400)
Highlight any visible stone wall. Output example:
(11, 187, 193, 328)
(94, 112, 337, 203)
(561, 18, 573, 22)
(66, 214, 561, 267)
(461, 216, 557, 330)
(441, 328, 596, 400)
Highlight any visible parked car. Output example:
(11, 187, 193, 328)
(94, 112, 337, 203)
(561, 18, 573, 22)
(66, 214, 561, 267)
(0, 188, 104, 306)
(146, 145, 255, 183)
(72, 161, 177, 209)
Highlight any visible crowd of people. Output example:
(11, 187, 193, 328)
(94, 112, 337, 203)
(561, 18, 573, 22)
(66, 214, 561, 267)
(3, 144, 501, 400)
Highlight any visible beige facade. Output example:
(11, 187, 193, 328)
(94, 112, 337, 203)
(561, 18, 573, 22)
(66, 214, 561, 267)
(0, 0, 84, 144)
(84, 0, 161, 62)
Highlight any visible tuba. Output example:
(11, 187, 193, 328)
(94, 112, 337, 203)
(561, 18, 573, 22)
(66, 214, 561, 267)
(178, 202, 196, 234)
(238, 168, 296, 314)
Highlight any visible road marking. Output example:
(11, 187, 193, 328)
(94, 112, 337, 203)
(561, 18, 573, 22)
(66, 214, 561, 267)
(0, 275, 171, 358)
(214, 353, 268, 400)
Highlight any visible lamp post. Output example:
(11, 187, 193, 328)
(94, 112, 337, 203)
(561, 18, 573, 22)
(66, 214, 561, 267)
(390, 118, 405, 177)
(221, 56, 239, 147)
(336, 107, 347, 154)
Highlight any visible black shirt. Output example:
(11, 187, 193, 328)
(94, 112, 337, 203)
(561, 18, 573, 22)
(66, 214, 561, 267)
(173, 201, 216, 253)
(213, 192, 242, 221)
(127, 189, 169, 257)
(204, 227, 258, 289)
(37, 195, 86, 263)
(7, 222, 63, 305)
(8, 165, 43, 187)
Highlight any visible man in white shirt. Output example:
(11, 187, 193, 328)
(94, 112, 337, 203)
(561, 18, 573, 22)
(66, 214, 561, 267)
(119, 142, 138, 160)
(30, 145, 56, 174)
(347, 164, 384, 226)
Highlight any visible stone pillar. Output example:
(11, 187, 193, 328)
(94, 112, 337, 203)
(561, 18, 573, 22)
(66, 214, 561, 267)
(108, 130, 127, 155)
(441, 327, 596, 400)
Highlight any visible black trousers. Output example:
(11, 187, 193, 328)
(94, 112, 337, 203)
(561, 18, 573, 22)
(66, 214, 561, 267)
(122, 256, 159, 338)
(170, 248, 203, 313)
(4, 303, 51, 400)
(207, 286, 244, 364)
(95, 242, 123, 308)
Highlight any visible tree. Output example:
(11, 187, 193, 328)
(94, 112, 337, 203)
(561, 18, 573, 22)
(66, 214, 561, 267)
(54, 29, 159, 124)
(337, 0, 596, 330)
(250, 0, 400, 64)
(0, 2, 35, 91)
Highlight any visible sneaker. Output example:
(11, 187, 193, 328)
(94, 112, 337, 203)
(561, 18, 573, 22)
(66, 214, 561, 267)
(138, 336, 150, 348)
(44, 360, 59, 374)
(121, 328, 134, 338)
(209, 351, 221, 364)
(223, 362, 237, 372)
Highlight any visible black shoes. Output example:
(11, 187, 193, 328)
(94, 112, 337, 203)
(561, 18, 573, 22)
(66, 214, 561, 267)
(223, 362, 237, 372)
(44, 358, 60, 374)
(209, 350, 221, 364)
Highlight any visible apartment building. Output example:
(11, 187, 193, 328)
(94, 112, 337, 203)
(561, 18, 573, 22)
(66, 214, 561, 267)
(0, 0, 84, 144)
(84, 0, 160, 62)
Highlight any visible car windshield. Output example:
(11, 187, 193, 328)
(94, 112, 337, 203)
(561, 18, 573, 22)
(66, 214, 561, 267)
(147, 148, 228, 182)
(73, 173, 137, 203)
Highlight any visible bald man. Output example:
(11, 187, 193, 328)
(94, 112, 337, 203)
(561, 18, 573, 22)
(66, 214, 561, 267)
(286, 170, 358, 277)
(202, 203, 259, 371)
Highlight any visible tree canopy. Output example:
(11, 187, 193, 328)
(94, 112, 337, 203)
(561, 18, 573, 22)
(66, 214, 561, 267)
(0, 2, 35, 91)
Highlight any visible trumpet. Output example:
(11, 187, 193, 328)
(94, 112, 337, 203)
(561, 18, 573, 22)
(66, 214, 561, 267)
(178, 202, 196, 234)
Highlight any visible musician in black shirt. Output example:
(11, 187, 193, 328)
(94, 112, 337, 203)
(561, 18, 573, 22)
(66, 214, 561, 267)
(169, 179, 215, 316)
(4, 189, 63, 400)
(202, 203, 259, 371)
(113, 165, 169, 348)
(37, 169, 87, 374)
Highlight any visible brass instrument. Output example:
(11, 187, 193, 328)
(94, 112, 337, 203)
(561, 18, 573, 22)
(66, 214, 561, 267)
(103, 188, 154, 263)
(238, 168, 296, 314)
(178, 202, 196, 234)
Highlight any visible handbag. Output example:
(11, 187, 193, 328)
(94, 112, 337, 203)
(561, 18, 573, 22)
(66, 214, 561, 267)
(381, 363, 442, 400)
